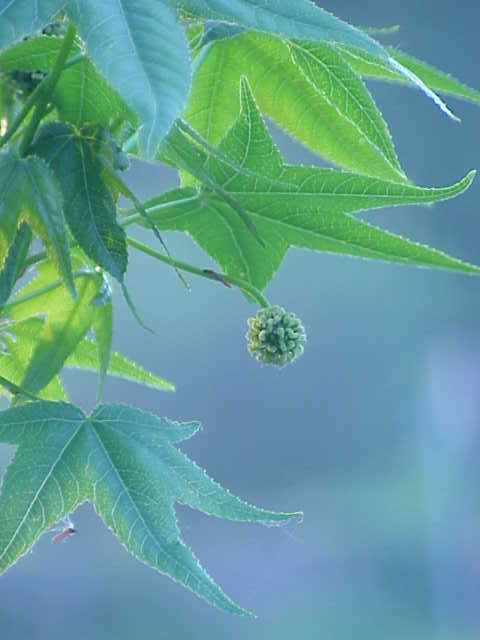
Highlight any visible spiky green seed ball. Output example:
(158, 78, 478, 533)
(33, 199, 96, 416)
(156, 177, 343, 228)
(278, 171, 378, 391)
(246, 305, 306, 366)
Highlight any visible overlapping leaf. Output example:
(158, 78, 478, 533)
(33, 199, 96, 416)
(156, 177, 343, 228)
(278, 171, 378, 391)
(0, 149, 75, 295)
(0, 2, 190, 158)
(0, 36, 137, 128)
(0, 224, 31, 311)
(0, 0, 63, 51)
(0, 250, 174, 398)
(183, 31, 405, 180)
(338, 45, 480, 107)
(66, 1, 190, 158)
(32, 123, 128, 282)
(0, 318, 67, 401)
(11, 271, 106, 396)
(171, 0, 388, 58)
(148, 78, 478, 291)
(0, 316, 175, 401)
(0, 401, 301, 613)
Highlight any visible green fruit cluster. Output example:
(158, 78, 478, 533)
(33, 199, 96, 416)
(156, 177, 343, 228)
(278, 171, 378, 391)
(247, 305, 306, 366)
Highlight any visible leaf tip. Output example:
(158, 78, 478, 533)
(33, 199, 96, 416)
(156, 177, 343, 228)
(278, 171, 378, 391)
(466, 169, 477, 184)
(270, 510, 304, 527)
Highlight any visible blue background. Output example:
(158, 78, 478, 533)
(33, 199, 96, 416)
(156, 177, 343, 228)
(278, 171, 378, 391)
(2, 1, 480, 638)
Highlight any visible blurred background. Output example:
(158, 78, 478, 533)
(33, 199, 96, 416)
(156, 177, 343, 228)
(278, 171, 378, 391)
(1, 1, 480, 638)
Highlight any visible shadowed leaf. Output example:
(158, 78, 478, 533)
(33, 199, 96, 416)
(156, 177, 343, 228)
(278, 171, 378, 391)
(0, 401, 301, 614)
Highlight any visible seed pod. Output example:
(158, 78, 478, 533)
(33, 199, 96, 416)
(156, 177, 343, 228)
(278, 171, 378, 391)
(246, 305, 306, 366)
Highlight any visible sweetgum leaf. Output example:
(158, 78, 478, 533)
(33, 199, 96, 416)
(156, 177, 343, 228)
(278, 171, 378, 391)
(0, 150, 75, 296)
(3, 253, 116, 398)
(184, 31, 405, 181)
(66, 0, 190, 158)
(0, 36, 137, 128)
(65, 338, 175, 392)
(338, 45, 480, 107)
(170, 0, 388, 58)
(146, 78, 478, 291)
(32, 123, 128, 282)
(0, 401, 301, 614)
(0, 0, 62, 51)
(11, 271, 105, 396)
(0, 318, 67, 401)
(0, 224, 31, 311)
(0, 313, 174, 397)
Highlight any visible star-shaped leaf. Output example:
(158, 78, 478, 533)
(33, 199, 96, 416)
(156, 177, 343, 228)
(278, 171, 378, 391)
(0, 401, 301, 614)
(149, 78, 478, 291)
(183, 31, 405, 181)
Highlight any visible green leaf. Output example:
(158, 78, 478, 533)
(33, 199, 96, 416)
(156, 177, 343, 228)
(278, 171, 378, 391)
(0, 224, 31, 311)
(147, 78, 478, 291)
(0, 318, 66, 401)
(0, 0, 62, 51)
(0, 150, 75, 296)
(66, 1, 190, 158)
(161, 122, 262, 243)
(0, 401, 300, 614)
(65, 337, 175, 392)
(0, 307, 173, 397)
(170, 0, 388, 58)
(184, 32, 405, 180)
(10, 271, 104, 395)
(288, 39, 405, 179)
(90, 276, 113, 403)
(0, 151, 24, 260)
(338, 45, 480, 106)
(32, 123, 128, 282)
(0, 35, 137, 127)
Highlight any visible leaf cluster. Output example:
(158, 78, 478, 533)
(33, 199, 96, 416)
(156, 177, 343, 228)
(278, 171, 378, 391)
(0, 0, 479, 615)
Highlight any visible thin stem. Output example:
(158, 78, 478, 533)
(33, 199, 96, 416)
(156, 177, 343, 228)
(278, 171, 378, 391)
(23, 248, 48, 270)
(119, 193, 201, 228)
(127, 236, 269, 308)
(0, 81, 43, 149)
(64, 52, 86, 70)
(23, 226, 269, 308)
(18, 22, 76, 156)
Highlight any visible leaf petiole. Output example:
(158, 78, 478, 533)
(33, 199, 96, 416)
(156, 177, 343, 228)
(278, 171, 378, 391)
(126, 236, 269, 308)
(119, 192, 201, 226)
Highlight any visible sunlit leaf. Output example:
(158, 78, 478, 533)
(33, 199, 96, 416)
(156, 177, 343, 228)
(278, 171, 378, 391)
(184, 32, 405, 180)
(10, 269, 104, 395)
(0, 150, 75, 296)
(147, 78, 478, 291)
(0, 224, 31, 311)
(0, 318, 66, 401)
